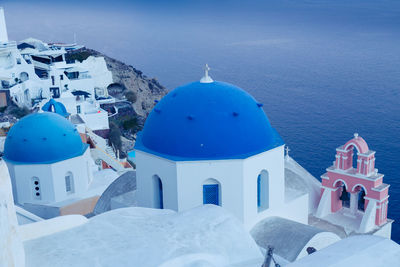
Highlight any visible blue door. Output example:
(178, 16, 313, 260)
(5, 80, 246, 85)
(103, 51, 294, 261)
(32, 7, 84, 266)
(203, 184, 219, 205)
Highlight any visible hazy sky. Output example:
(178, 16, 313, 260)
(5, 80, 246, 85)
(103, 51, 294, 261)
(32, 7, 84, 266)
(3, 0, 400, 88)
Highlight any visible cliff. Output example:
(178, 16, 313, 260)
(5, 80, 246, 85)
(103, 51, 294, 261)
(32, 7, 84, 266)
(67, 48, 167, 117)
(66, 48, 168, 155)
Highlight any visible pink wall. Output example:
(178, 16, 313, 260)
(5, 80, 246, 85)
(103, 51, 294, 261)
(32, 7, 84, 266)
(331, 188, 342, 212)
(321, 135, 389, 227)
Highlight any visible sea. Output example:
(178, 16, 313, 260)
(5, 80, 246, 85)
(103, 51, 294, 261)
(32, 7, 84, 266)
(115, 0, 400, 241)
(5, 0, 400, 241)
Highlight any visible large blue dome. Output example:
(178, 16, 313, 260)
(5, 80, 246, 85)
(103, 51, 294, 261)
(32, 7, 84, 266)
(4, 112, 88, 164)
(135, 81, 284, 160)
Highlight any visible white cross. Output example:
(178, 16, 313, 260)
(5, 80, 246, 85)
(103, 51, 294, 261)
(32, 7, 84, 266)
(200, 64, 214, 83)
(204, 64, 210, 78)
(285, 146, 290, 157)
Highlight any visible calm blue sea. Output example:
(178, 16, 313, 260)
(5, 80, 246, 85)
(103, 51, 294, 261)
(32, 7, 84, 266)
(5, 0, 400, 241)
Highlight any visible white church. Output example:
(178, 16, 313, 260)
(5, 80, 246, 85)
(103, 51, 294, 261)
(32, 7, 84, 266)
(135, 68, 307, 230)
(3, 112, 93, 206)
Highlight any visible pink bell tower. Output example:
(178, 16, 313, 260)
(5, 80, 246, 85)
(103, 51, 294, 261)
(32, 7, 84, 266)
(316, 134, 390, 233)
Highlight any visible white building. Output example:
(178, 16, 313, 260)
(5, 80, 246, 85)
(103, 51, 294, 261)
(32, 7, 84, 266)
(2, 112, 119, 218)
(3, 112, 92, 203)
(40, 94, 110, 135)
(0, 7, 113, 109)
(135, 71, 309, 229)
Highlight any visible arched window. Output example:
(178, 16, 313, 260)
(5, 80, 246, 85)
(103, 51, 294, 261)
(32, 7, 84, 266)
(353, 185, 367, 211)
(339, 184, 350, 208)
(65, 172, 74, 194)
(203, 178, 221, 206)
(352, 146, 359, 169)
(152, 175, 163, 209)
(19, 72, 29, 82)
(24, 89, 30, 103)
(257, 170, 269, 212)
(31, 176, 41, 200)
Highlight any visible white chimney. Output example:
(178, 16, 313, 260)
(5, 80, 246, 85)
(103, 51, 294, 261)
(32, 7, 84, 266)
(0, 7, 9, 43)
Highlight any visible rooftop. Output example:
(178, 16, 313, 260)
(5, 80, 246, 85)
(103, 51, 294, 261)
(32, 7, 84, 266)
(24, 206, 263, 267)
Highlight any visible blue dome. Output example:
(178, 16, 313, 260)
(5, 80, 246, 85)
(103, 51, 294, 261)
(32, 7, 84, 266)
(135, 81, 284, 161)
(42, 99, 69, 117)
(4, 112, 88, 164)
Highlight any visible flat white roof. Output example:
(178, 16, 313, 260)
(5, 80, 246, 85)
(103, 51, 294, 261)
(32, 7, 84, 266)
(34, 49, 66, 57)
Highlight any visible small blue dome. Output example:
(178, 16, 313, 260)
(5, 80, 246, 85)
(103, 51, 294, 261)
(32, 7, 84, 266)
(135, 81, 284, 161)
(42, 99, 69, 117)
(4, 112, 88, 164)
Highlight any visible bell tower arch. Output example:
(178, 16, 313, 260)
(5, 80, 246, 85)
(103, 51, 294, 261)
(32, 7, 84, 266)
(316, 134, 389, 233)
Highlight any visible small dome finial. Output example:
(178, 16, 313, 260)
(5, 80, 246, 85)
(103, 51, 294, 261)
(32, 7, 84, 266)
(200, 64, 214, 83)
(354, 133, 359, 139)
(285, 145, 290, 160)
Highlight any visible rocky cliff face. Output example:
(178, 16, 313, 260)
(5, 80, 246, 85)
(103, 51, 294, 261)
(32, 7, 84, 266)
(72, 48, 167, 117)
(65, 48, 168, 155)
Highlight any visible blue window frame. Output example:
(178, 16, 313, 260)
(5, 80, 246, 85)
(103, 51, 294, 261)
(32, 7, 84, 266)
(203, 184, 219, 205)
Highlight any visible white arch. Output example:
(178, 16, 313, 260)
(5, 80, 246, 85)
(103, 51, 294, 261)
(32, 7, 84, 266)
(344, 142, 361, 154)
(352, 184, 368, 195)
(203, 178, 220, 185)
(333, 179, 348, 189)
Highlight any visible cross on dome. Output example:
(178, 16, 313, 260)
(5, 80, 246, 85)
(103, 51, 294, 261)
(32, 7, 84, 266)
(285, 145, 290, 158)
(200, 64, 214, 83)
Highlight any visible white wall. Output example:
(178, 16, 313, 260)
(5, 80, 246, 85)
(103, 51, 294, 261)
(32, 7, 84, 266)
(7, 161, 55, 204)
(80, 56, 113, 94)
(55, 94, 109, 131)
(68, 78, 95, 96)
(5, 147, 92, 205)
(242, 146, 286, 227)
(135, 145, 294, 229)
(0, 7, 8, 43)
(0, 160, 25, 267)
(0, 45, 49, 107)
(56, 93, 77, 114)
(80, 109, 109, 131)
(50, 148, 92, 202)
(176, 159, 245, 220)
(246, 193, 309, 231)
(136, 151, 178, 209)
